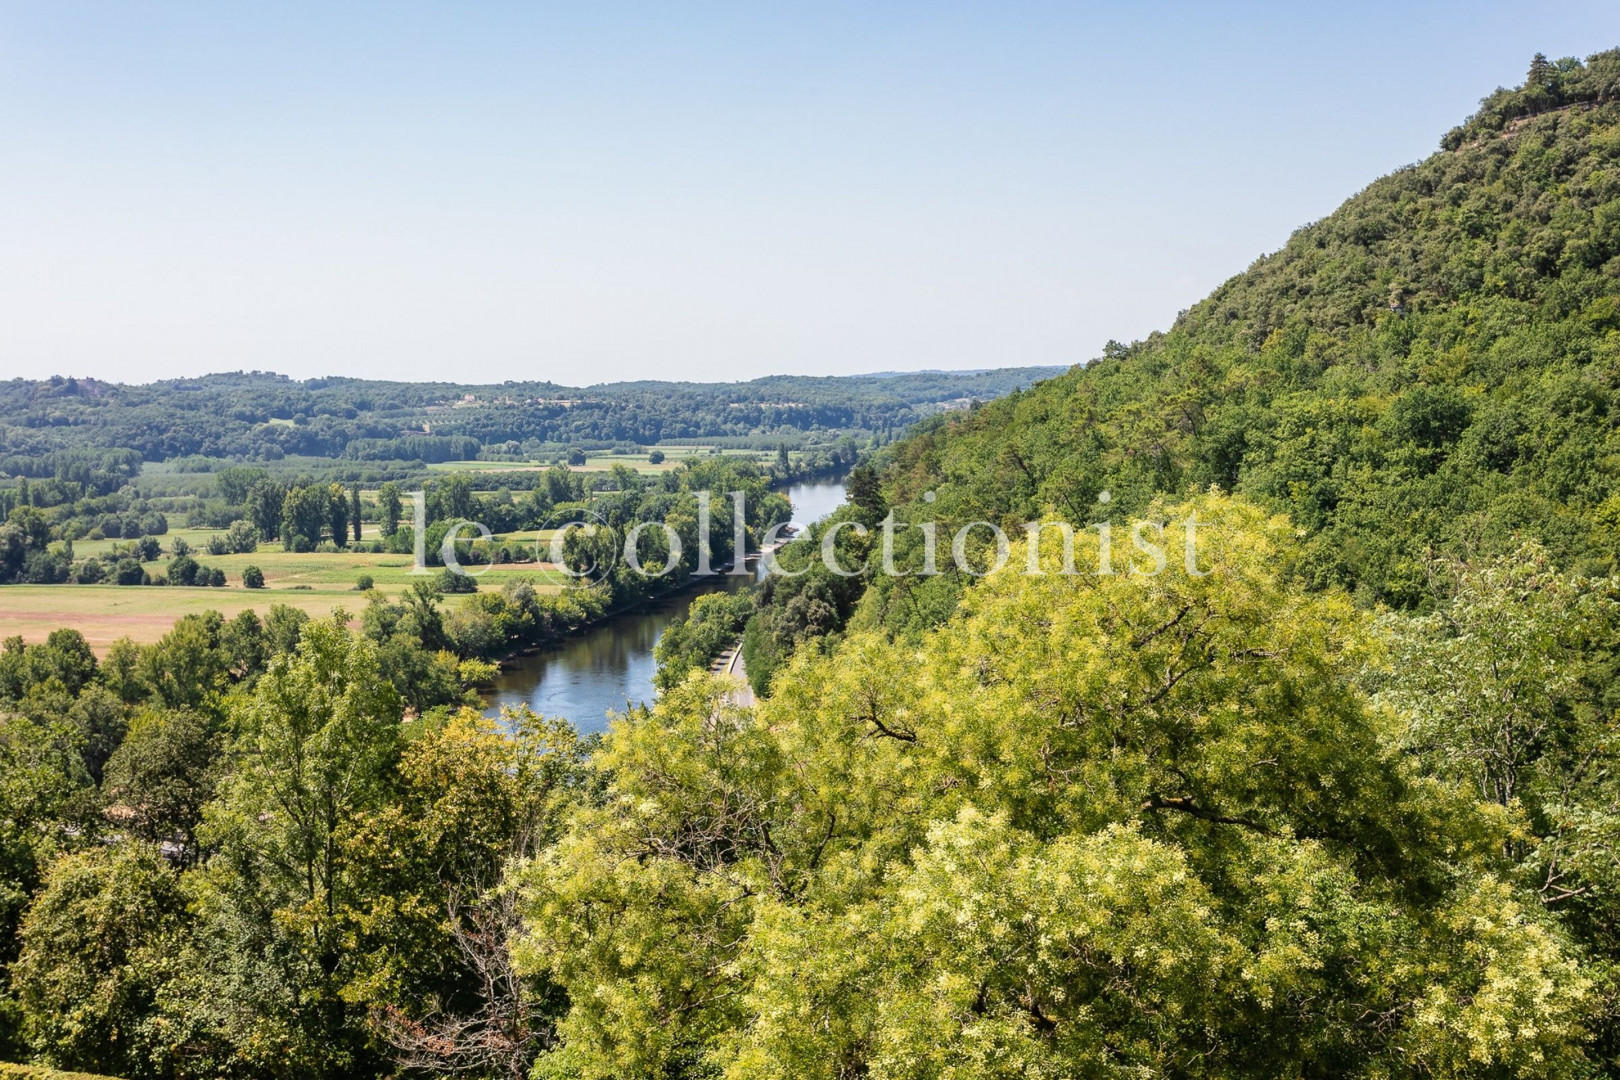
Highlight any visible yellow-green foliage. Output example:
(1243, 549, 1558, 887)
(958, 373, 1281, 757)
(0, 1062, 129, 1080)
(517, 495, 1594, 1079)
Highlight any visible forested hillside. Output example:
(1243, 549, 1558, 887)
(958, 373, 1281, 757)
(0, 368, 1060, 463)
(693, 52, 1620, 1075)
(867, 49, 1620, 608)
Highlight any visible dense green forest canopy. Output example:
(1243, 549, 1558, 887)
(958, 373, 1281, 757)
(534, 497, 1612, 1078)
(0, 368, 1063, 463)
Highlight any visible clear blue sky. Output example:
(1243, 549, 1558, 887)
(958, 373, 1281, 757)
(1, 3, 1616, 385)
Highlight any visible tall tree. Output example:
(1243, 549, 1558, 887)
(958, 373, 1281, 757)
(0, 711, 88, 985)
(347, 708, 587, 1079)
(430, 473, 475, 524)
(102, 710, 220, 861)
(1380, 546, 1620, 1060)
(197, 616, 403, 1077)
(135, 612, 230, 712)
(13, 842, 186, 1079)
(243, 477, 287, 542)
(214, 466, 267, 506)
(280, 483, 328, 552)
(328, 482, 350, 548)
(1528, 51, 1554, 86)
(377, 482, 403, 539)
(846, 463, 885, 518)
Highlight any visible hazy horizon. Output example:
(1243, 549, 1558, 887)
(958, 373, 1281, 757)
(21, 362, 1072, 389)
(3, 2, 1618, 385)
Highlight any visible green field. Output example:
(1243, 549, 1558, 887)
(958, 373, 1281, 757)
(69, 524, 392, 560)
(425, 446, 781, 475)
(158, 547, 569, 592)
(0, 547, 569, 651)
(70, 527, 220, 559)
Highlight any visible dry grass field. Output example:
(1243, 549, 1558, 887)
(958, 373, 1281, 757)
(0, 555, 567, 652)
(0, 586, 359, 653)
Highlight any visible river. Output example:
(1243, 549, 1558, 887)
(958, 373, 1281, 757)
(481, 478, 847, 730)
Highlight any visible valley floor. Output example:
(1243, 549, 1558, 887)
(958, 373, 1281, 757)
(0, 568, 561, 651)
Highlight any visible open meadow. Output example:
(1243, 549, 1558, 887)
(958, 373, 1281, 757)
(423, 445, 783, 476)
(0, 548, 569, 651)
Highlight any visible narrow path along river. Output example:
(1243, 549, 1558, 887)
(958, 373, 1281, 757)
(481, 478, 846, 731)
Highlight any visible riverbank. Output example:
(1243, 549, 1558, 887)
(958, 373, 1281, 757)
(711, 637, 755, 708)
(487, 551, 765, 670)
(482, 478, 846, 729)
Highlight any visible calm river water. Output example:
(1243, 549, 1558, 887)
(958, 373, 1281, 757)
(482, 478, 846, 730)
